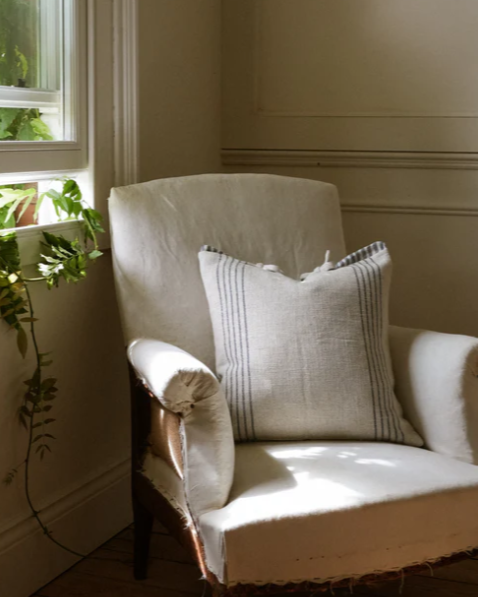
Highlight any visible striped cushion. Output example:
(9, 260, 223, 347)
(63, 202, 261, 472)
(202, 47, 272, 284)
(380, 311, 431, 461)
(198, 243, 422, 446)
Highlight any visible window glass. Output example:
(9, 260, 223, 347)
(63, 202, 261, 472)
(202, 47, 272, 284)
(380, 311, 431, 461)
(0, 0, 40, 88)
(0, 0, 71, 142)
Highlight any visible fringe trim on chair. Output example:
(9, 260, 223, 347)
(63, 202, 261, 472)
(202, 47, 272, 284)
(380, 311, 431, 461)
(217, 546, 478, 595)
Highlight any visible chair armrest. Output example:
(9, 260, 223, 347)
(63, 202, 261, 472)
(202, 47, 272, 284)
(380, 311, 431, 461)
(128, 338, 234, 516)
(389, 325, 478, 464)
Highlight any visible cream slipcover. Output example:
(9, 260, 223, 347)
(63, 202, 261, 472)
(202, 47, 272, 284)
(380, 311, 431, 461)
(128, 339, 234, 516)
(198, 441, 478, 586)
(110, 174, 478, 587)
(389, 326, 478, 464)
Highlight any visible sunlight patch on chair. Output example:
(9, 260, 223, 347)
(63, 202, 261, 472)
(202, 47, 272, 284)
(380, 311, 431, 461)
(222, 476, 364, 528)
(355, 458, 396, 467)
(270, 446, 329, 459)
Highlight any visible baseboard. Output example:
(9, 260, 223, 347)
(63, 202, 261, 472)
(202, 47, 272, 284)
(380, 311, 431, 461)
(0, 458, 132, 597)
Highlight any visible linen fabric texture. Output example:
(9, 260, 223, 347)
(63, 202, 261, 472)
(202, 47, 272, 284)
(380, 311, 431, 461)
(199, 242, 422, 446)
(389, 326, 478, 464)
(128, 339, 235, 516)
(109, 174, 346, 373)
(198, 441, 478, 586)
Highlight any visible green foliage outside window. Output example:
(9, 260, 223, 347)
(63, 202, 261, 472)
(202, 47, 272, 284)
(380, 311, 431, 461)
(0, 107, 53, 141)
(0, 0, 54, 140)
(0, 0, 39, 88)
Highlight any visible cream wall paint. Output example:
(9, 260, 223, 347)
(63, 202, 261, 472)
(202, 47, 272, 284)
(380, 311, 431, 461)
(0, 256, 131, 596)
(223, 0, 478, 152)
(342, 210, 478, 338)
(222, 0, 478, 338)
(0, 2, 223, 596)
(138, 0, 222, 182)
(223, 162, 478, 338)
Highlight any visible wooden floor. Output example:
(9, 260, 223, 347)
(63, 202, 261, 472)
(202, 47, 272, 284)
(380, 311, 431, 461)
(32, 521, 478, 597)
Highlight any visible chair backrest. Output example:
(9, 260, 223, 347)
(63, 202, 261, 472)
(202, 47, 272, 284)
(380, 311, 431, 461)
(109, 173, 346, 370)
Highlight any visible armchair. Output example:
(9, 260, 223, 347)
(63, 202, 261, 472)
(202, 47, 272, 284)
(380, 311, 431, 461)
(110, 174, 478, 594)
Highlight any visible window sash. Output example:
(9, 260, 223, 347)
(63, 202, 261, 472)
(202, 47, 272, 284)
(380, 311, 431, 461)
(40, 0, 61, 92)
(0, 87, 60, 109)
(0, 0, 86, 174)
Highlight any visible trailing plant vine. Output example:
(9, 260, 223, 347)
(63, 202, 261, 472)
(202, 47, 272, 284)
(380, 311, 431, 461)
(0, 179, 104, 557)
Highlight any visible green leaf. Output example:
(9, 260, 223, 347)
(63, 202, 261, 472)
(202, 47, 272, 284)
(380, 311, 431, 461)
(39, 234, 91, 288)
(63, 179, 81, 200)
(25, 392, 37, 404)
(33, 193, 45, 222)
(14, 47, 28, 79)
(3, 467, 18, 486)
(0, 232, 21, 273)
(16, 191, 35, 223)
(82, 208, 105, 242)
(16, 119, 36, 141)
(30, 118, 53, 141)
(41, 378, 57, 390)
(16, 326, 27, 358)
(0, 109, 19, 139)
(40, 445, 52, 459)
(4, 197, 22, 225)
(20, 405, 31, 418)
(45, 190, 61, 201)
(0, 189, 27, 209)
(88, 250, 103, 260)
(19, 411, 28, 430)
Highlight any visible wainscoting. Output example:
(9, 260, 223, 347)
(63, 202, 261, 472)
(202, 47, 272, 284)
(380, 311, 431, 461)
(0, 460, 131, 597)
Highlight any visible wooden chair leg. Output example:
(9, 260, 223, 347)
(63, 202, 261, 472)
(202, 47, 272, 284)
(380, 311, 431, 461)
(133, 494, 154, 580)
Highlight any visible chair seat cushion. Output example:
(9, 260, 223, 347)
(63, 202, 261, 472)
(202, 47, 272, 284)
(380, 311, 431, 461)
(198, 442, 478, 587)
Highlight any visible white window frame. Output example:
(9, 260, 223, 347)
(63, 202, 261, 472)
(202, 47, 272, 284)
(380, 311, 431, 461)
(0, 0, 87, 174)
(0, 0, 139, 259)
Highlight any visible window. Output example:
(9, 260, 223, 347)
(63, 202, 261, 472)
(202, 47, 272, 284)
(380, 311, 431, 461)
(0, 0, 87, 180)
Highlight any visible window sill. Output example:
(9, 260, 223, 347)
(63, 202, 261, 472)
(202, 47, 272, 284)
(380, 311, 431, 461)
(1, 220, 82, 266)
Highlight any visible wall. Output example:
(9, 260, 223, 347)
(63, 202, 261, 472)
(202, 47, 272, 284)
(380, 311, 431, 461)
(138, 0, 222, 182)
(222, 0, 478, 338)
(0, 2, 222, 596)
(0, 256, 131, 597)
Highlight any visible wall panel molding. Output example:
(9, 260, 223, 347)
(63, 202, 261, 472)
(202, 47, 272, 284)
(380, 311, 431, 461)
(252, 1, 478, 119)
(222, 149, 478, 170)
(223, 149, 478, 216)
(341, 204, 478, 217)
(223, 0, 478, 152)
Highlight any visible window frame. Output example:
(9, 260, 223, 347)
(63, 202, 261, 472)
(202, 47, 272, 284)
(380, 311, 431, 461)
(0, 0, 139, 256)
(0, 0, 87, 174)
